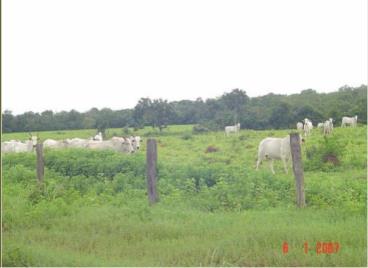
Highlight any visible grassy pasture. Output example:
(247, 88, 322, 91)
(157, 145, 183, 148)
(2, 125, 367, 266)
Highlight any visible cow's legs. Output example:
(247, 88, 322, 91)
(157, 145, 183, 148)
(269, 159, 275, 174)
(256, 158, 261, 170)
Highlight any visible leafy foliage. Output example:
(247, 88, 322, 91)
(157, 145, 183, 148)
(3, 85, 366, 133)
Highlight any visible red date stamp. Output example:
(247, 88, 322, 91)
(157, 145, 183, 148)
(283, 241, 340, 254)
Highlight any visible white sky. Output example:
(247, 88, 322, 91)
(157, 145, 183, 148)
(2, 0, 367, 115)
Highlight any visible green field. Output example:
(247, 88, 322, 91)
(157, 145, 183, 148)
(2, 125, 367, 266)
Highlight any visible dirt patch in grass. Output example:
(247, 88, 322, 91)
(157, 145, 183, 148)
(205, 146, 219, 153)
(323, 153, 340, 166)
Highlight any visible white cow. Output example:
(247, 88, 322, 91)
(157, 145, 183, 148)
(341, 115, 358, 127)
(1, 142, 15, 153)
(256, 134, 303, 174)
(303, 118, 313, 136)
(111, 137, 135, 153)
(28, 134, 38, 147)
(93, 132, 103, 141)
(87, 138, 134, 153)
(129, 136, 142, 151)
(225, 123, 240, 136)
(134, 136, 141, 150)
(65, 138, 89, 148)
(323, 118, 334, 135)
(296, 122, 304, 132)
(317, 122, 324, 129)
(43, 139, 67, 149)
(1, 136, 37, 153)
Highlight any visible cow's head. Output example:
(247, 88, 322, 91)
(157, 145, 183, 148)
(123, 137, 135, 153)
(134, 136, 141, 150)
(28, 133, 38, 147)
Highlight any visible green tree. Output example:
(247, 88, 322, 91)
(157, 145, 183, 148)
(150, 99, 175, 131)
(2, 110, 16, 132)
(133, 98, 152, 128)
(220, 89, 249, 123)
(269, 103, 292, 129)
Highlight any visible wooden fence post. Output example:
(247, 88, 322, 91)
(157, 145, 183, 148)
(36, 143, 44, 183)
(146, 139, 159, 204)
(290, 133, 306, 208)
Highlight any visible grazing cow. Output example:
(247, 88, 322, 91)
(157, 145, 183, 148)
(225, 123, 240, 136)
(87, 138, 134, 153)
(303, 118, 313, 136)
(43, 139, 67, 149)
(317, 122, 324, 129)
(341, 115, 358, 127)
(296, 122, 304, 132)
(323, 118, 334, 135)
(256, 134, 303, 174)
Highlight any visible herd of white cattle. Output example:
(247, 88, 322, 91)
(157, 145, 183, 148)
(2, 115, 360, 175)
(297, 115, 358, 137)
(1, 132, 142, 154)
(226, 115, 359, 174)
(257, 115, 358, 174)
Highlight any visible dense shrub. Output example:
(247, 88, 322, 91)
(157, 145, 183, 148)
(304, 136, 347, 171)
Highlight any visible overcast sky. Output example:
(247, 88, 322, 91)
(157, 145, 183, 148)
(2, 0, 367, 115)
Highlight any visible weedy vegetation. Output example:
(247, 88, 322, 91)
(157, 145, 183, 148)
(2, 125, 367, 266)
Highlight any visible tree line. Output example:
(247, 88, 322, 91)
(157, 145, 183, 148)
(2, 85, 366, 133)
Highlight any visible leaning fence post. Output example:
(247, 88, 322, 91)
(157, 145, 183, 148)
(146, 139, 159, 204)
(290, 133, 306, 208)
(36, 142, 44, 183)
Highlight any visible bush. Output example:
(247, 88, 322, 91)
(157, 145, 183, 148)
(305, 136, 347, 171)
(192, 124, 209, 134)
(181, 133, 193, 140)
